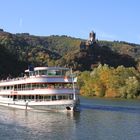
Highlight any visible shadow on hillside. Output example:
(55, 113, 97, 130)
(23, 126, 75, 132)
(0, 45, 27, 79)
(75, 45, 137, 71)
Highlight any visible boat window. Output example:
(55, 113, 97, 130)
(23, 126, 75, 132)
(47, 70, 56, 76)
(13, 95, 17, 101)
(58, 95, 63, 100)
(18, 84, 21, 90)
(52, 95, 56, 100)
(38, 95, 42, 99)
(39, 70, 47, 75)
(57, 95, 69, 100)
(35, 71, 39, 75)
(37, 83, 42, 88)
(26, 84, 31, 90)
(7, 95, 12, 98)
(14, 85, 17, 90)
(43, 84, 48, 88)
(18, 95, 21, 100)
(64, 83, 72, 88)
(48, 84, 53, 88)
(22, 84, 25, 90)
(32, 83, 37, 89)
(69, 94, 73, 99)
(55, 70, 61, 75)
(32, 95, 35, 99)
(44, 96, 51, 101)
(64, 95, 69, 99)
(54, 84, 60, 88)
(29, 71, 35, 76)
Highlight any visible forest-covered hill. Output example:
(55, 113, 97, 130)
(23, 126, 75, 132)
(0, 29, 140, 78)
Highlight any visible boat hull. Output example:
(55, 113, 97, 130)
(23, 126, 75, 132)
(0, 98, 79, 111)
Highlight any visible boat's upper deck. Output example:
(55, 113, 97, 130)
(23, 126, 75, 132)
(25, 67, 70, 77)
(0, 67, 76, 86)
(25, 67, 69, 72)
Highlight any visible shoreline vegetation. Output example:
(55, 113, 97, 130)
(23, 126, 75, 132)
(78, 64, 140, 99)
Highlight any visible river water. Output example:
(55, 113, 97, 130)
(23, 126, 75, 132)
(0, 96, 140, 140)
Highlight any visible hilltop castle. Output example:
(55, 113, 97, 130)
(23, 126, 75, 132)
(80, 31, 97, 50)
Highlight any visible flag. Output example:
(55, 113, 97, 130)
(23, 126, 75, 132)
(64, 76, 68, 82)
(28, 65, 34, 71)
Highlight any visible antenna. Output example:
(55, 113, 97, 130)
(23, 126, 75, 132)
(71, 68, 76, 100)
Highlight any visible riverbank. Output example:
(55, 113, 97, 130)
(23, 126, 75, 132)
(80, 94, 140, 100)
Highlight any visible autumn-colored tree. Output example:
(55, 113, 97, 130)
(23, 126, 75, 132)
(78, 64, 140, 99)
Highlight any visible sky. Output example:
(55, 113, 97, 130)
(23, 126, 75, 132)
(0, 0, 140, 44)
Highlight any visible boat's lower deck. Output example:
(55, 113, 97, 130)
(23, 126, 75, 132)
(0, 96, 80, 111)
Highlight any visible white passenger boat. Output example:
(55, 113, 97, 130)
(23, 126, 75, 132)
(0, 66, 80, 111)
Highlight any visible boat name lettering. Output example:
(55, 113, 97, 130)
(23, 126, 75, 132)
(11, 91, 18, 95)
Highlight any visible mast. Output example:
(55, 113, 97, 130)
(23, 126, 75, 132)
(71, 68, 76, 100)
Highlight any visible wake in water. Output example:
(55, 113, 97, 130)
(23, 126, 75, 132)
(80, 103, 140, 113)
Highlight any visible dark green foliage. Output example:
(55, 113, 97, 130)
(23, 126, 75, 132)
(0, 44, 27, 79)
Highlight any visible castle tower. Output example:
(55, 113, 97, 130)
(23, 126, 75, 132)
(89, 31, 96, 42)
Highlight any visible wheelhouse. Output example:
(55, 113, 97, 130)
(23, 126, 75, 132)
(25, 67, 70, 77)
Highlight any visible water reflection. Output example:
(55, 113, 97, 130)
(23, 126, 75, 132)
(81, 103, 140, 113)
(0, 106, 80, 140)
(80, 96, 140, 114)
